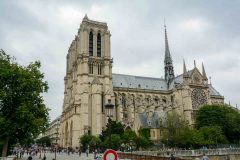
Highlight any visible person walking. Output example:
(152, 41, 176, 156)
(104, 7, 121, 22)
(202, 153, 209, 160)
(86, 148, 89, 157)
(27, 155, 32, 160)
(169, 154, 176, 160)
(42, 154, 46, 160)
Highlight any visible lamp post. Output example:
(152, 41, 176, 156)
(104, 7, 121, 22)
(54, 144, 57, 160)
(105, 99, 114, 149)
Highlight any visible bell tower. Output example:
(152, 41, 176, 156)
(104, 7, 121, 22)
(61, 15, 113, 148)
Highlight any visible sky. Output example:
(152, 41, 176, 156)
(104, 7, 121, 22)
(0, 0, 239, 121)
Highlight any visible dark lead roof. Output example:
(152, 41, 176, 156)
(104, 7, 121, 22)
(112, 73, 222, 97)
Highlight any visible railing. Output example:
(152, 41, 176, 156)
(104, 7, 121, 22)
(117, 152, 188, 160)
(0, 156, 16, 160)
(132, 148, 240, 157)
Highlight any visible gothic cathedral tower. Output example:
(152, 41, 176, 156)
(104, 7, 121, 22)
(60, 15, 114, 148)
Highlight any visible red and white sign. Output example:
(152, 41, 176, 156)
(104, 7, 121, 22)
(103, 149, 118, 160)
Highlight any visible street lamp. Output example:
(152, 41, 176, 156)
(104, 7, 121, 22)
(105, 99, 114, 149)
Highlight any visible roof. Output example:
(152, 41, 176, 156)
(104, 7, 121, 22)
(112, 72, 222, 97)
(112, 73, 168, 91)
(138, 112, 159, 128)
(208, 84, 222, 97)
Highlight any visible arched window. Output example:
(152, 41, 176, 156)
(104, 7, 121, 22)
(97, 33, 101, 57)
(98, 63, 102, 75)
(89, 63, 93, 74)
(89, 31, 93, 56)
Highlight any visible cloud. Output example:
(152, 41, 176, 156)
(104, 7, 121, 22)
(0, 0, 239, 120)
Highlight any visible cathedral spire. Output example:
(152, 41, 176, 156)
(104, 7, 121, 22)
(164, 23, 175, 87)
(202, 62, 207, 78)
(183, 59, 187, 74)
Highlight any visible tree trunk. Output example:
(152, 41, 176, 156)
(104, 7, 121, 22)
(1, 137, 9, 157)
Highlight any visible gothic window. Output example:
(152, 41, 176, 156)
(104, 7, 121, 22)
(191, 88, 207, 109)
(98, 63, 102, 75)
(154, 97, 159, 105)
(88, 63, 93, 74)
(162, 99, 166, 103)
(89, 31, 93, 56)
(171, 95, 174, 107)
(97, 33, 101, 57)
(121, 94, 126, 108)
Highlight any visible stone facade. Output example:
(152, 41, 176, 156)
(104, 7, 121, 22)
(44, 116, 60, 145)
(59, 16, 224, 148)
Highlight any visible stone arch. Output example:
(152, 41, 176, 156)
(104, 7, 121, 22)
(153, 95, 160, 106)
(121, 93, 127, 109)
(125, 126, 132, 130)
(145, 95, 152, 107)
(64, 121, 68, 147)
(70, 120, 73, 147)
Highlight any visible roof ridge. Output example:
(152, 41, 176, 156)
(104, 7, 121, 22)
(112, 73, 165, 80)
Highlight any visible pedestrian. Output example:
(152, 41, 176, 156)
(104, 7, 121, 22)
(27, 155, 32, 160)
(78, 148, 81, 157)
(86, 148, 89, 157)
(169, 154, 176, 160)
(42, 154, 46, 160)
(202, 153, 209, 160)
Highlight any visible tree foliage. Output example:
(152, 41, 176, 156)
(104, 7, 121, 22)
(196, 104, 240, 143)
(160, 111, 228, 148)
(79, 135, 101, 151)
(0, 50, 49, 156)
(35, 136, 52, 147)
(160, 111, 190, 147)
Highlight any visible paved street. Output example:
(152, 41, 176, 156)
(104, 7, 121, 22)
(21, 152, 96, 160)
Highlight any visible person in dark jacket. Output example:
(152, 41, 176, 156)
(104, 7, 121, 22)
(170, 154, 176, 160)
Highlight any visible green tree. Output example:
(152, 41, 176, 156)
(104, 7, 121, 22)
(80, 135, 101, 151)
(89, 136, 101, 150)
(103, 134, 122, 150)
(135, 135, 152, 150)
(36, 136, 52, 147)
(136, 128, 152, 150)
(160, 111, 190, 147)
(198, 126, 228, 146)
(0, 50, 49, 156)
(138, 128, 150, 139)
(196, 104, 240, 143)
(99, 119, 124, 143)
(121, 129, 137, 145)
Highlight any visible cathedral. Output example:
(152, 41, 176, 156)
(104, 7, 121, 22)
(59, 16, 224, 148)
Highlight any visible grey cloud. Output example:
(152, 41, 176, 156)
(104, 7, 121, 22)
(0, 0, 239, 120)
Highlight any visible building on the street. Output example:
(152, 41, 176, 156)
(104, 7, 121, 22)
(44, 116, 61, 145)
(59, 15, 224, 148)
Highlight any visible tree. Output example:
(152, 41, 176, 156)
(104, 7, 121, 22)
(198, 126, 228, 146)
(121, 129, 137, 145)
(36, 136, 52, 147)
(99, 119, 124, 143)
(0, 50, 49, 156)
(89, 136, 101, 150)
(160, 111, 190, 147)
(103, 134, 122, 150)
(135, 135, 152, 150)
(196, 104, 240, 143)
(79, 135, 101, 151)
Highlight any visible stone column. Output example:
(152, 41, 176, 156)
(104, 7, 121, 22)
(91, 82, 102, 135)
